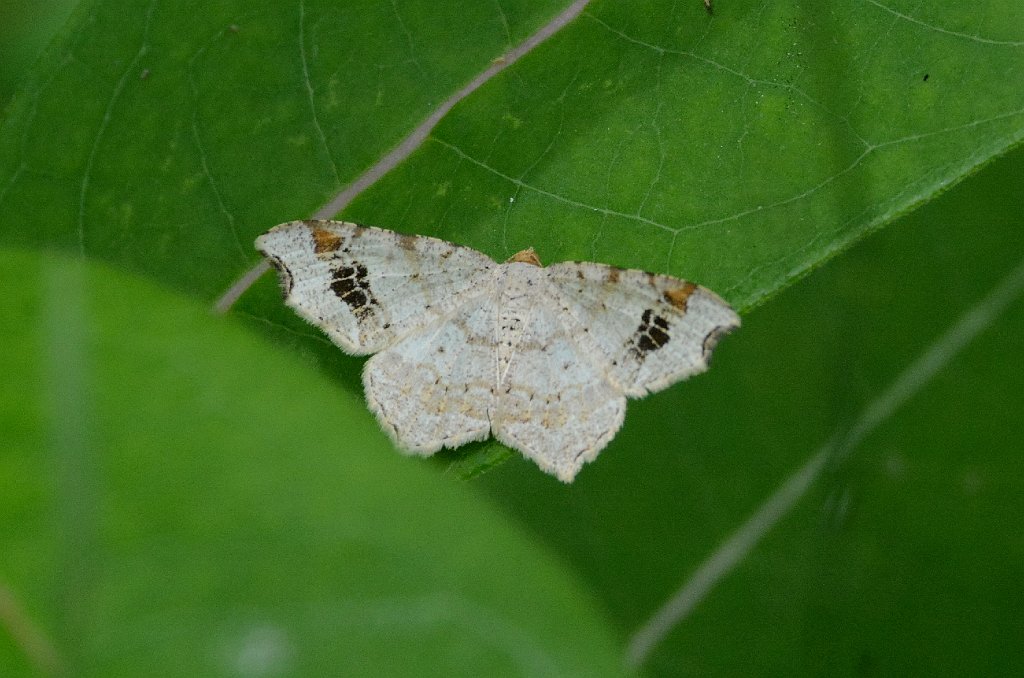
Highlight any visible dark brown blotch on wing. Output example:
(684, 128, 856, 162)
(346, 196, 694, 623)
(311, 228, 343, 254)
(629, 308, 672, 360)
(663, 281, 698, 311)
(330, 262, 378, 319)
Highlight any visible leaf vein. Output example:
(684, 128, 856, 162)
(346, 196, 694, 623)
(77, 0, 158, 255)
(435, 137, 676, 235)
(862, 0, 1024, 46)
(299, 0, 342, 188)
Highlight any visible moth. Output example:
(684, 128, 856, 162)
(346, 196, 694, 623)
(257, 220, 739, 482)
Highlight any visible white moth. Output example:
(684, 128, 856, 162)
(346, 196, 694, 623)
(256, 220, 740, 482)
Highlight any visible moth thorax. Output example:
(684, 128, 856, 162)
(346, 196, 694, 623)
(507, 248, 542, 267)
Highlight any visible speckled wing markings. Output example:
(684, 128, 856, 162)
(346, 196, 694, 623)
(255, 220, 495, 355)
(255, 220, 741, 483)
(489, 270, 627, 482)
(545, 263, 741, 397)
(363, 293, 498, 454)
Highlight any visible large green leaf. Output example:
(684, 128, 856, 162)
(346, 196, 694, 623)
(2, 3, 1023, 675)
(0, 0, 1020, 473)
(0, 249, 623, 676)
(0, 0, 567, 295)
(0, 0, 76, 107)
(476, 140, 1024, 676)
(350, 0, 1024, 310)
(0, 0, 1021, 308)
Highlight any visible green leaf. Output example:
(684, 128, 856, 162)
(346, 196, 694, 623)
(4, 0, 1017, 484)
(351, 0, 1024, 310)
(0, 0, 567, 295)
(476, 142, 1024, 675)
(0, 0, 77, 107)
(0, 249, 623, 676)
(2, 3, 1023, 673)
(1, 1, 1021, 309)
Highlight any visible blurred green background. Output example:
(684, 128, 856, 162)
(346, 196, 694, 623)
(0, 0, 77, 109)
(1, 2, 1022, 676)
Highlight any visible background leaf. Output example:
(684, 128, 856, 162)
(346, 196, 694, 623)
(0, 0, 76, 108)
(0, 0, 567, 295)
(349, 0, 1024, 310)
(0, 249, 623, 676)
(1, 1, 1023, 675)
(476, 142, 1024, 675)
(0, 0, 1021, 306)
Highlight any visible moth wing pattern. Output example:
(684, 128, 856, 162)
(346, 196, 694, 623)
(545, 262, 741, 397)
(255, 220, 742, 483)
(255, 220, 496, 355)
(363, 293, 499, 454)
(490, 291, 626, 482)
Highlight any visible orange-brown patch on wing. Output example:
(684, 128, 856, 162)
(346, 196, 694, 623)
(311, 228, 343, 254)
(508, 248, 542, 266)
(398, 234, 418, 251)
(664, 281, 698, 310)
(606, 267, 621, 283)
